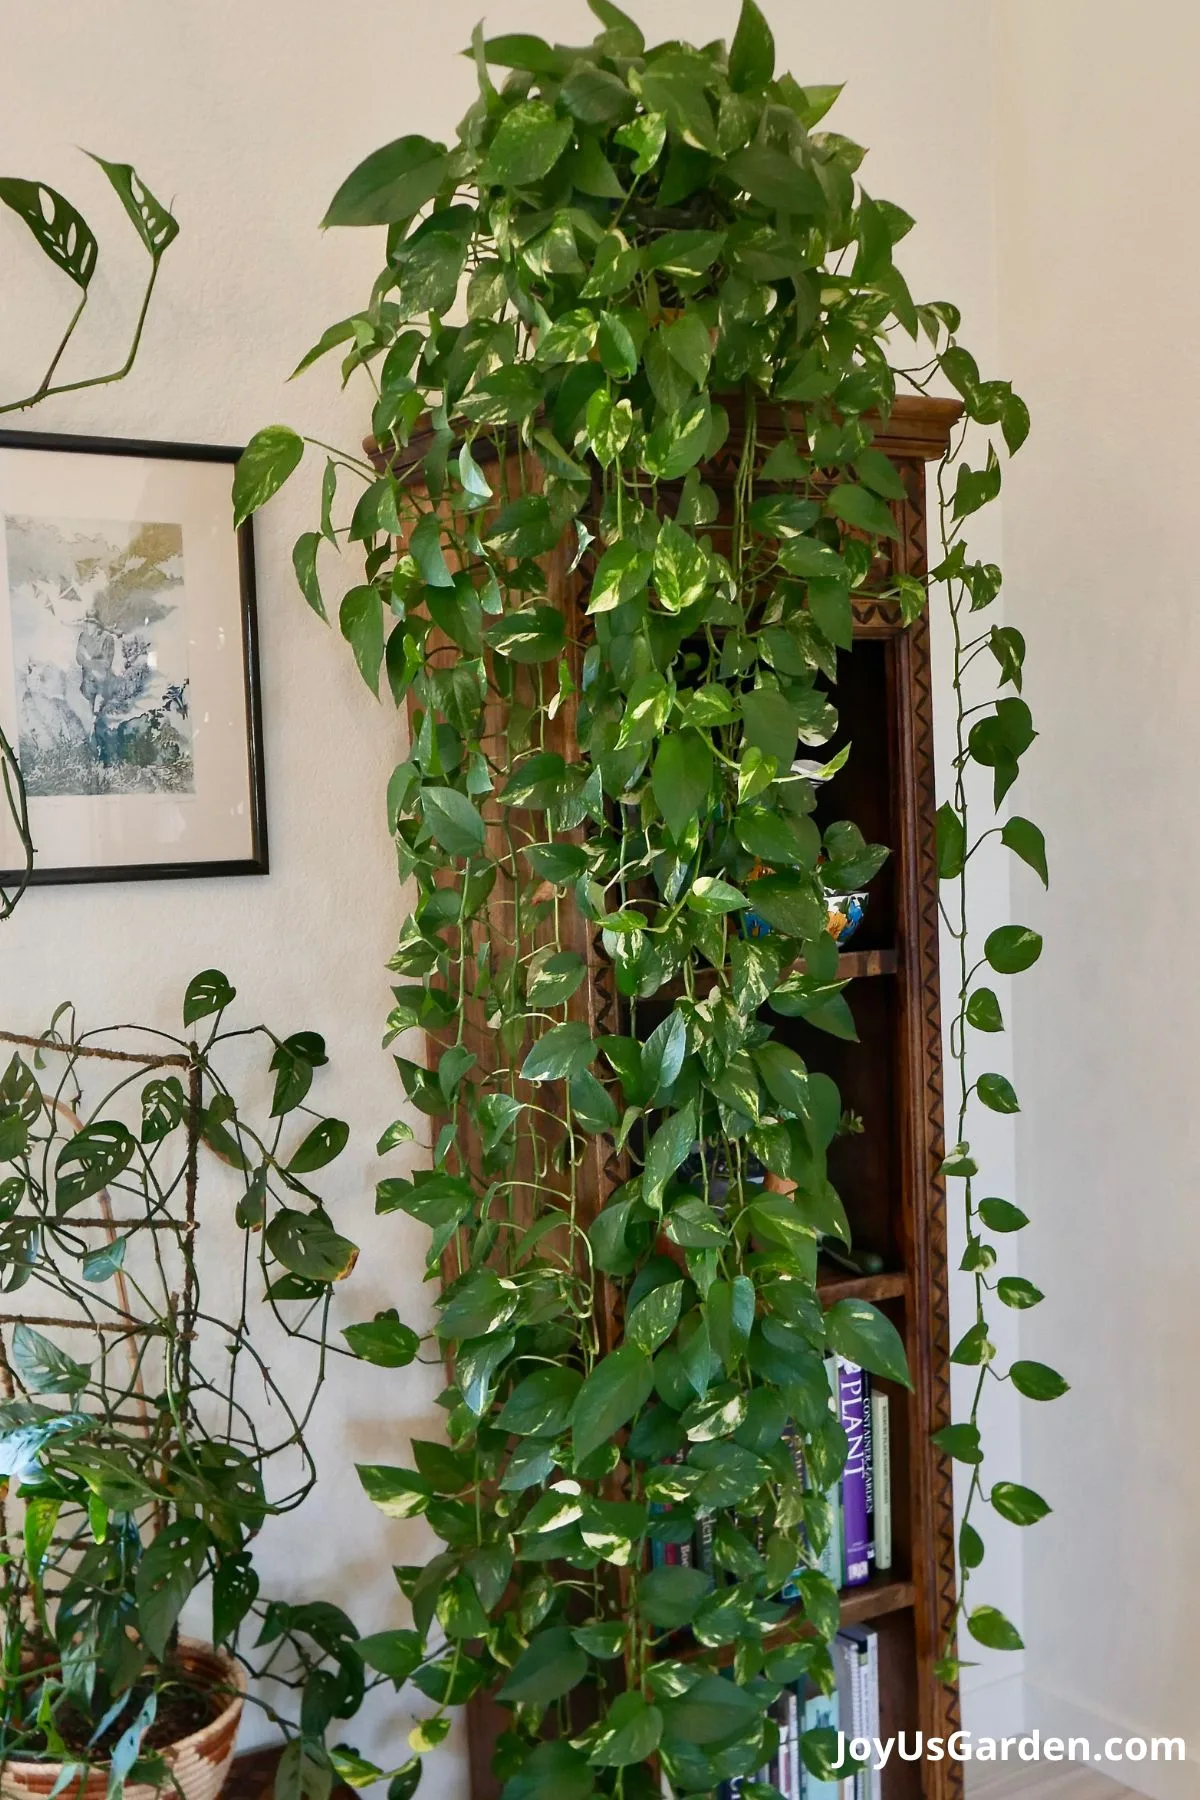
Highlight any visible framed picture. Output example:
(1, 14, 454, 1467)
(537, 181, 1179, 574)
(0, 429, 267, 885)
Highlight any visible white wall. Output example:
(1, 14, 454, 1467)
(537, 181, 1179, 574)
(995, 2, 1200, 1792)
(0, 0, 1016, 1784)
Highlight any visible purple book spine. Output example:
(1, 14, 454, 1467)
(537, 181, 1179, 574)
(837, 1356, 871, 1585)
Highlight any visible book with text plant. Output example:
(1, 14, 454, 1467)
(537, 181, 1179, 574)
(835, 1356, 871, 1586)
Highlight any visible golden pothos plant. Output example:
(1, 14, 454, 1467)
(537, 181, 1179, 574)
(237, 3, 1058, 1794)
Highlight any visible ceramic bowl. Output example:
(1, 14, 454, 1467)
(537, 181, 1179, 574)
(825, 890, 868, 946)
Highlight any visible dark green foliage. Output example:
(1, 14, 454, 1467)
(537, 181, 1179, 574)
(0, 979, 358, 1794)
(232, 0, 1046, 1785)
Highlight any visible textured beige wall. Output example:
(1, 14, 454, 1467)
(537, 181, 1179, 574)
(996, 3, 1200, 1793)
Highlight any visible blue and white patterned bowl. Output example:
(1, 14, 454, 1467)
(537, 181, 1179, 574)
(741, 889, 869, 945)
(824, 890, 868, 947)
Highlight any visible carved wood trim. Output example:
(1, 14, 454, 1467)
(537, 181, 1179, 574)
(892, 473, 963, 1800)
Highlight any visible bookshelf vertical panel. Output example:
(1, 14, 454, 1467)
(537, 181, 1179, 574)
(889, 512, 962, 1798)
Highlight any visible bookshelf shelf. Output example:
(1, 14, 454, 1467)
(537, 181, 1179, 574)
(655, 945, 898, 1005)
(817, 1266, 909, 1305)
(684, 1579, 919, 1671)
(839, 1576, 917, 1627)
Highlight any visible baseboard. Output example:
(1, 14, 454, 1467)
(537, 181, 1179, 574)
(1023, 1679, 1196, 1800)
(961, 1671, 1026, 1741)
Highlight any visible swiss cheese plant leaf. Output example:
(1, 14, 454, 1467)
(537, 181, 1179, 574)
(55, 1121, 137, 1214)
(266, 1209, 359, 1282)
(86, 154, 179, 257)
(10, 1324, 90, 1396)
(183, 967, 236, 1025)
(0, 178, 97, 286)
(136, 1519, 209, 1658)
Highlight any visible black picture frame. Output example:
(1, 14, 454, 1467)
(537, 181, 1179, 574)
(0, 428, 268, 886)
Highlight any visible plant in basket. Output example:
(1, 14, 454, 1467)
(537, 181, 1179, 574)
(0, 971, 367, 1800)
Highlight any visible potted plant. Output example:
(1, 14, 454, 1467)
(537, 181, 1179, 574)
(0, 970, 366, 1800)
(235, 1, 1053, 1794)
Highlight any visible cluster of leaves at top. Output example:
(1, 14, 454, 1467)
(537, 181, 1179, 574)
(0, 153, 180, 918)
(236, 0, 1057, 1794)
(0, 973, 386, 1797)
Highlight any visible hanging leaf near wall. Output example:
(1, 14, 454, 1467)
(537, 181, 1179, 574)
(236, 0, 1051, 1786)
(0, 152, 181, 918)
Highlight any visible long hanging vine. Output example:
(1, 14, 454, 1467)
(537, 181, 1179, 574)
(237, 1, 1058, 1790)
(926, 380, 1061, 1676)
(0, 152, 180, 917)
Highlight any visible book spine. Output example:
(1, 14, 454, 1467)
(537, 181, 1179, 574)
(836, 1357, 871, 1585)
(861, 1370, 874, 1568)
(696, 1512, 716, 1575)
(818, 1485, 842, 1590)
(833, 1634, 867, 1800)
(787, 1688, 800, 1799)
(854, 1643, 869, 1800)
(870, 1390, 891, 1573)
(656, 1448, 687, 1567)
(830, 1638, 858, 1767)
(802, 1684, 841, 1800)
(775, 1696, 791, 1797)
(865, 1628, 881, 1800)
(782, 1420, 806, 1600)
(817, 1355, 843, 1591)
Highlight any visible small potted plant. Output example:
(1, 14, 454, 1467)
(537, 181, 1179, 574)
(0, 970, 365, 1800)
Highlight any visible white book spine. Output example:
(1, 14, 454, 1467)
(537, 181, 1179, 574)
(776, 1699, 791, 1798)
(871, 1390, 892, 1573)
(833, 1635, 866, 1800)
(865, 1628, 881, 1800)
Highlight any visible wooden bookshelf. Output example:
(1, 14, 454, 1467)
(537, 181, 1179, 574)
(398, 394, 964, 1800)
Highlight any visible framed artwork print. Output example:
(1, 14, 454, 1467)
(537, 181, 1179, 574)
(0, 429, 267, 886)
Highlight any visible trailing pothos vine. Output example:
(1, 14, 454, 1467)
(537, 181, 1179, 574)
(0, 152, 180, 917)
(926, 394, 1061, 1678)
(238, 1, 1056, 1791)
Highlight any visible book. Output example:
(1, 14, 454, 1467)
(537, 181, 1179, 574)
(820, 1354, 844, 1591)
(832, 1631, 868, 1800)
(782, 1367, 843, 1601)
(653, 1448, 690, 1568)
(800, 1680, 840, 1799)
(870, 1389, 891, 1572)
(836, 1357, 871, 1586)
(838, 1627, 880, 1800)
(861, 1373, 874, 1564)
(787, 1687, 800, 1799)
(774, 1694, 793, 1797)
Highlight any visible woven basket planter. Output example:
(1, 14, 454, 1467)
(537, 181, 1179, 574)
(0, 1642, 245, 1800)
